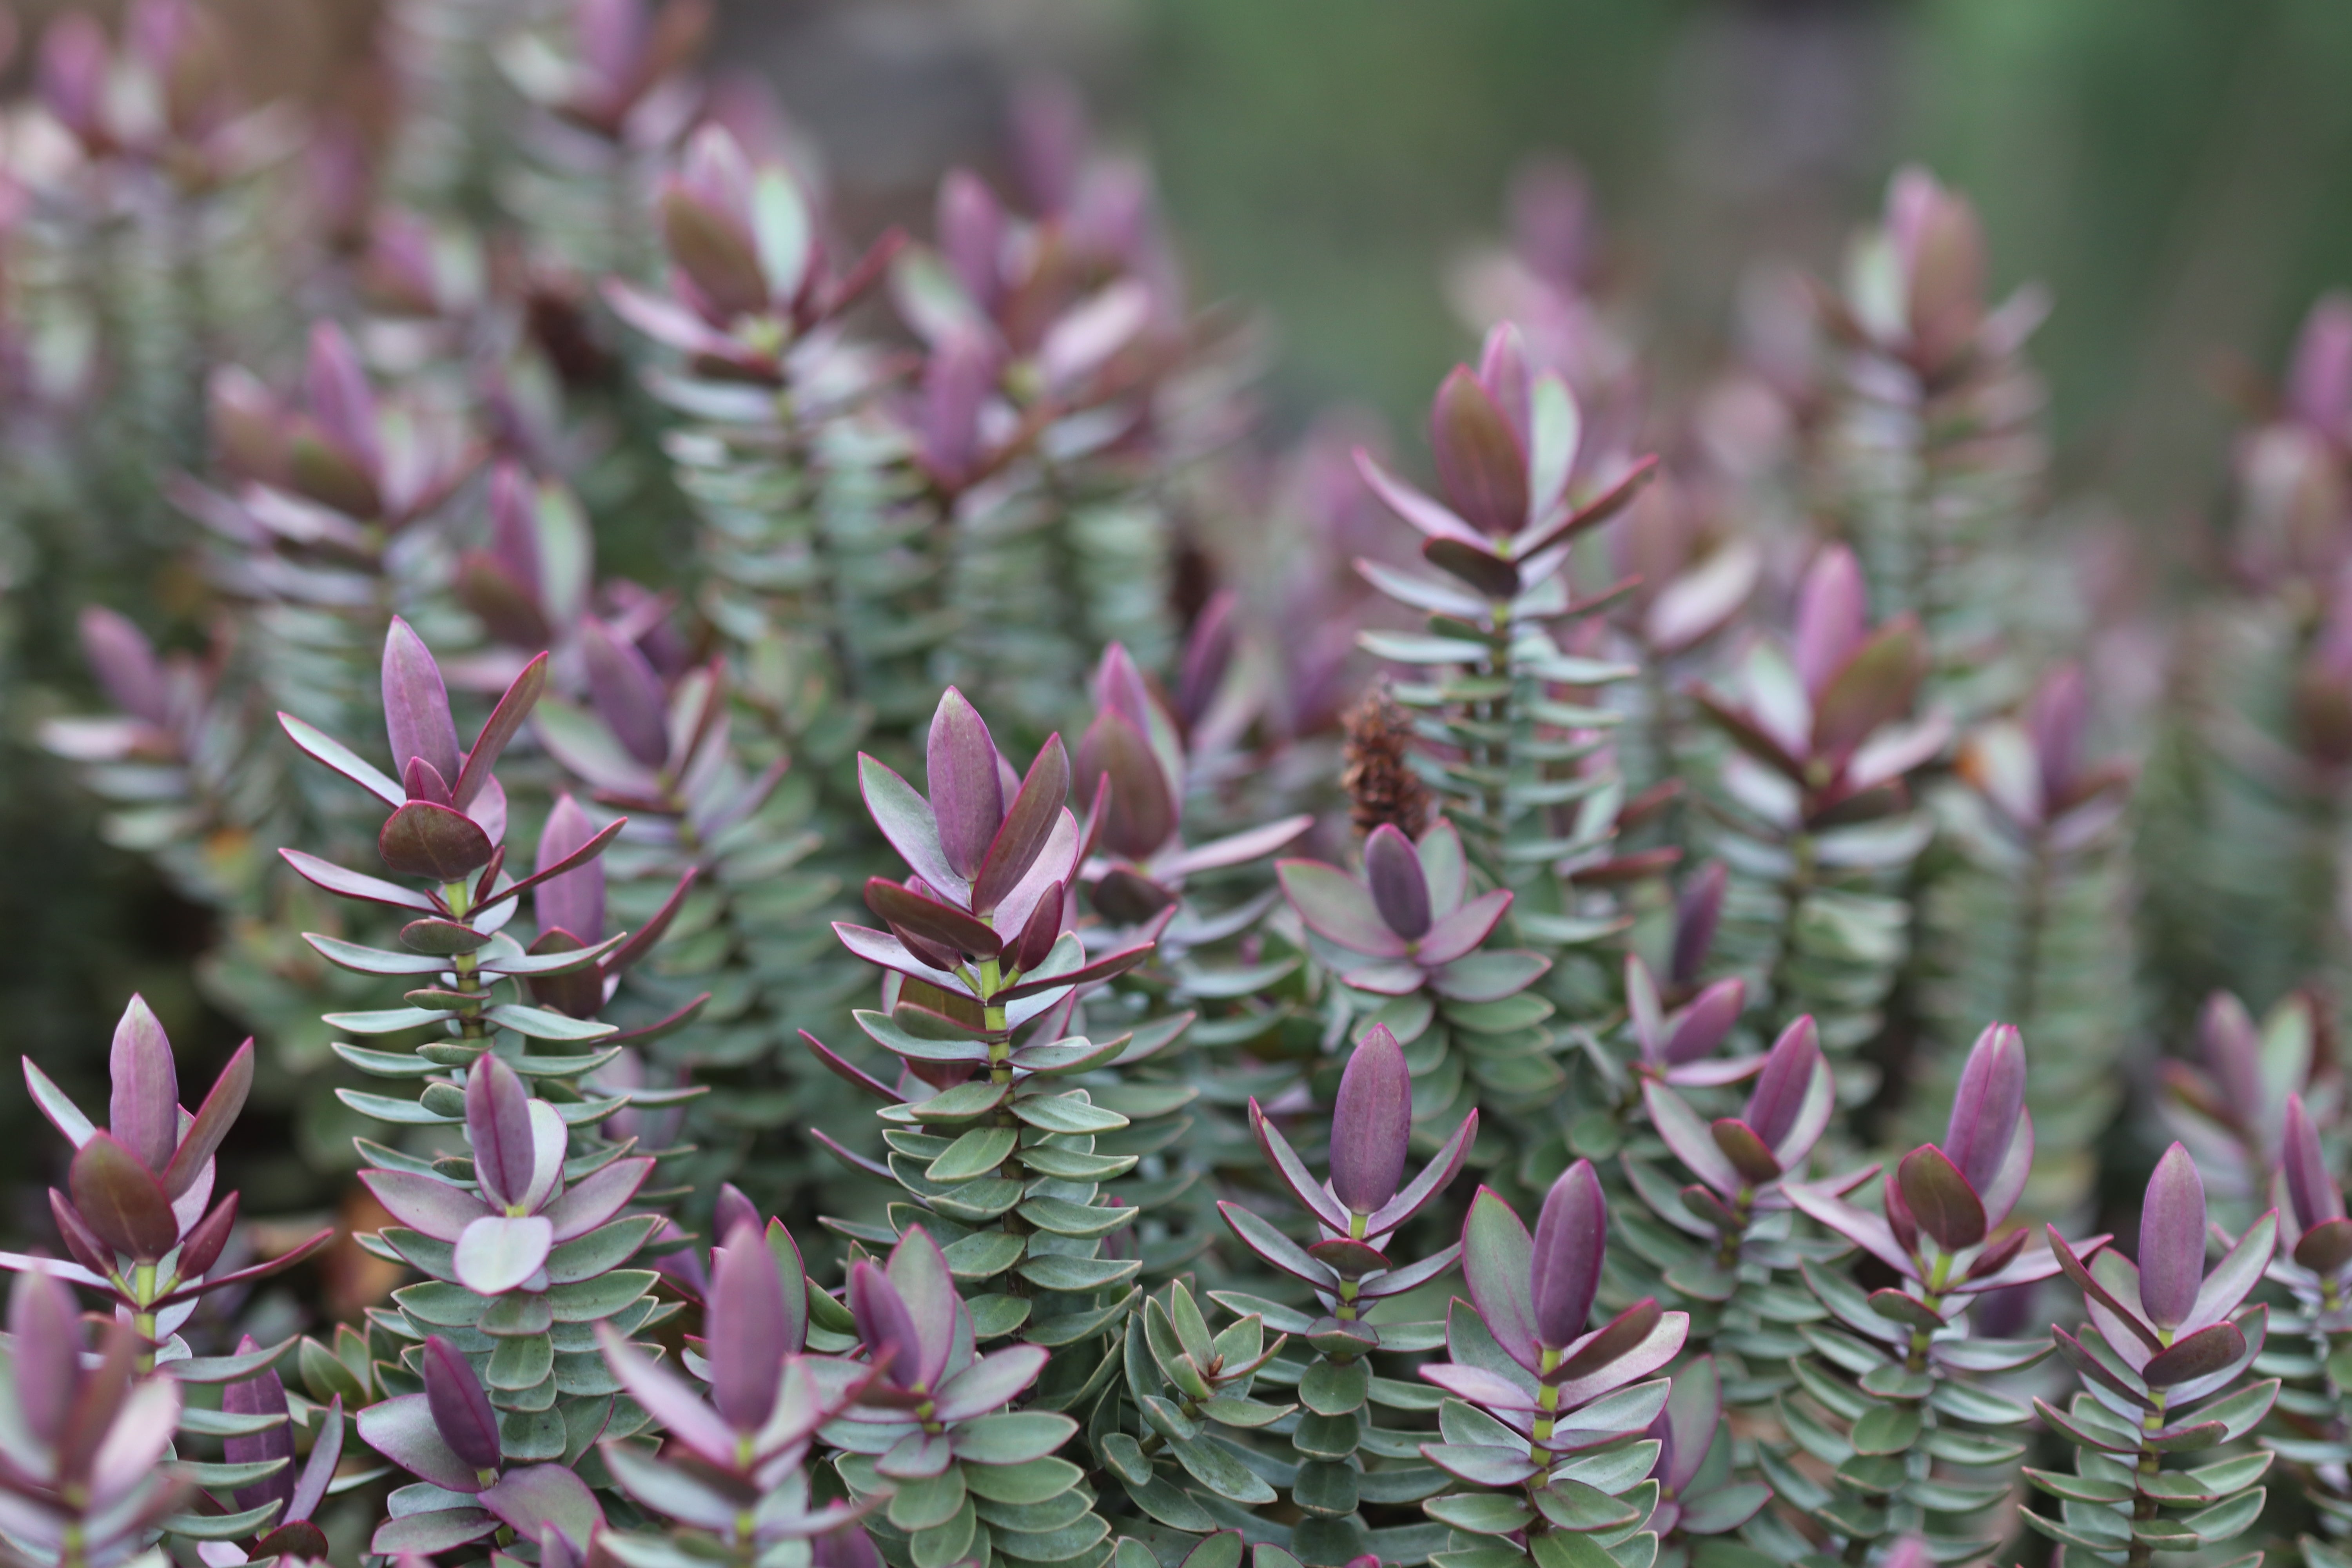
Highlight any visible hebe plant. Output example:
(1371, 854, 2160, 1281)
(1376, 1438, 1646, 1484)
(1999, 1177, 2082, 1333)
(11, 8, 2352, 1568)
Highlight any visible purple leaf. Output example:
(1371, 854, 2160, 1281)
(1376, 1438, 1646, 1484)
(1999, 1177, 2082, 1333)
(163, 1040, 253, 1200)
(583, 621, 670, 769)
(1785, 1179, 1910, 1274)
(222, 1336, 296, 1517)
(849, 1259, 925, 1390)
(1792, 545, 1866, 701)
(865, 879, 1001, 960)
(1462, 1185, 1541, 1373)
(481, 1465, 605, 1554)
(1353, 448, 1485, 547)
(2284, 1094, 2343, 1232)
(1743, 1016, 1821, 1151)
(475, 817, 626, 912)
(972, 735, 1072, 915)
(994, 940, 1152, 1000)
(1076, 709, 1174, 862)
(2043, 1226, 2165, 1354)
(1217, 1200, 1338, 1290)
(1657, 978, 1742, 1067)
(2142, 1322, 2247, 1388)
(1896, 1145, 1986, 1251)
(2185, 1210, 2277, 1331)
(2198, 992, 2264, 1132)
(69, 1131, 179, 1259)
(9, 1270, 83, 1444)
(1942, 1023, 2026, 1194)
(1811, 616, 1927, 764)
(1641, 1081, 1744, 1199)
(359, 1169, 489, 1243)
(1367, 1109, 1479, 1234)
(1671, 861, 1728, 988)
(455, 1215, 553, 1295)
(2138, 1143, 2207, 1330)
(289, 1396, 343, 1523)
(929, 1345, 1048, 1421)
(533, 795, 608, 946)
(379, 802, 495, 882)
(1363, 825, 1432, 940)
(858, 755, 966, 900)
(884, 1227, 960, 1391)
(541, 1156, 651, 1243)
(108, 995, 179, 1174)
(383, 618, 460, 781)
(307, 321, 381, 470)
(1278, 860, 1409, 958)
(279, 848, 437, 911)
(709, 1220, 789, 1430)
(466, 1056, 538, 1210)
(927, 688, 1005, 879)
(1247, 1102, 1352, 1234)
(1550, 1308, 1688, 1409)
(1429, 366, 1528, 535)
(1655, 1354, 1720, 1492)
(1531, 1162, 1606, 1348)
(1709, 1119, 1780, 1184)
(833, 924, 972, 994)
(1331, 1024, 1413, 1214)
(79, 607, 170, 727)
(595, 1326, 737, 1470)
(423, 1336, 502, 1474)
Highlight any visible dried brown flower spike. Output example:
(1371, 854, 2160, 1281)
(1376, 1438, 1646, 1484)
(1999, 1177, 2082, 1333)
(1341, 680, 1432, 837)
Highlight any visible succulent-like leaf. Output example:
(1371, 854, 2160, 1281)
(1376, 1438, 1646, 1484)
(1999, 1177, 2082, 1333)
(383, 617, 461, 781)
(1897, 1145, 1987, 1252)
(973, 735, 1071, 915)
(380, 802, 496, 882)
(2139, 1143, 2207, 1330)
(69, 1131, 179, 1259)
(423, 1336, 503, 1473)
(1463, 1186, 1541, 1372)
(107, 996, 179, 1174)
(1531, 1162, 1606, 1349)
(1430, 365, 1528, 535)
(1331, 1025, 1413, 1214)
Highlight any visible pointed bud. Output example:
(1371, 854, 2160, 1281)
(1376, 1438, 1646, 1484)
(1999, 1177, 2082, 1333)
(422, 1336, 502, 1474)
(1794, 546, 1867, 701)
(465, 1055, 537, 1211)
(223, 1336, 296, 1517)
(583, 619, 670, 769)
(1011, 882, 1064, 973)
(1742, 1017, 1820, 1151)
(937, 169, 1005, 310)
(848, 1259, 923, 1388)
(8, 1269, 83, 1446)
(1430, 366, 1529, 536)
(1010, 76, 1085, 216)
(920, 329, 999, 489)
(2027, 665, 2088, 809)
(2197, 993, 2263, 1131)
(383, 618, 461, 782)
(305, 321, 381, 472)
(2138, 1143, 2208, 1330)
(1530, 1161, 1606, 1348)
(708, 1220, 789, 1431)
(80, 609, 172, 729)
(1886, 168, 1985, 361)
(1670, 861, 1726, 989)
(1176, 590, 1239, 729)
(1363, 824, 1431, 941)
(661, 130, 767, 320)
(109, 995, 180, 1174)
(1475, 324, 1534, 451)
(1076, 708, 1173, 860)
(487, 462, 546, 603)
(2284, 1094, 2345, 1232)
(535, 795, 607, 943)
(1942, 1024, 2026, 1194)
(1331, 1025, 1412, 1214)
(713, 1183, 761, 1247)
(926, 688, 1005, 880)
(2288, 293, 2352, 436)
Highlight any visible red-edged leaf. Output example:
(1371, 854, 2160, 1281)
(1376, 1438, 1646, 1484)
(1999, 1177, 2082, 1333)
(69, 1132, 178, 1259)
(972, 736, 1071, 915)
(454, 653, 550, 807)
(161, 1040, 254, 1199)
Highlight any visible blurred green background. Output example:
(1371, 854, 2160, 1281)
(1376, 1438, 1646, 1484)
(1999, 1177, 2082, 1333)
(14, 0, 2352, 1217)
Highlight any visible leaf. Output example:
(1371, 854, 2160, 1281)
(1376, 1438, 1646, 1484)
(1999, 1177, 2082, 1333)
(281, 848, 437, 911)
(277, 711, 403, 806)
(70, 1131, 178, 1258)
(1278, 859, 1406, 956)
(949, 1412, 1078, 1465)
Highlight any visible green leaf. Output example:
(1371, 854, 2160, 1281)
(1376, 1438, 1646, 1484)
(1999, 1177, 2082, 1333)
(951, 1413, 1079, 1466)
(1300, 1357, 1371, 1416)
(1849, 1404, 1921, 1455)
(1528, 1532, 1623, 1568)
(1167, 1434, 1278, 1504)
(1425, 1494, 1537, 1535)
(929, 1126, 1019, 1183)
(1011, 1093, 1130, 1134)
(960, 1455, 1085, 1504)
(162, 1502, 283, 1541)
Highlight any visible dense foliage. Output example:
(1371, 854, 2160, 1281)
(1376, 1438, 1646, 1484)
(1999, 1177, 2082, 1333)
(7, 9, 2352, 1568)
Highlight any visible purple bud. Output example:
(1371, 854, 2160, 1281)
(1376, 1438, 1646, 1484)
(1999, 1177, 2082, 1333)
(848, 1259, 924, 1389)
(1530, 1161, 1606, 1348)
(535, 795, 607, 943)
(1363, 825, 1431, 940)
(2198, 993, 2264, 1131)
(813, 1524, 886, 1568)
(1176, 590, 1238, 730)
(1662, 979, 1745, 1066)
(2288, 293, 2352, 436)
(1508, 156, 1595, 287)
(2138, 1143, 2208, 1330)
(487, 462, 545, 603)
(927, 688, 1004, 879)
(713, 1182, 761, 1246)
(466, 1055, 538, 1211)
(1076, 708, 1173, 861)
(383, 618, 461, 782)
(1942, 1024, 2026, 1194)
(1429, 366, 1529, 537)
(583, 619, 670, 770)
(1331, 1025, 1412, 1214)
(1793, 546, 1867, 701)
(80, 609, 172, 729)
(1670, 862, 1726, 989)
(222, 1336, 296, 1517)
(8, 1270, 83, 1445)
(1010, 76, 1085, 216)
(305, 321, 381, 472)
(1475, 324, 1533, 452)
(39, 14, 109, 148)
(2284, 1094, 2344, 1232)
(1742, 1017, 1820, 1151)
(937, 169, 1004, 311)
(422, 1336, 503, 1474)
(920, 329, 1000, 489)
(708, 1220, 789, 1431)
(2027, 664, 2088, 809)
(109, 995, 180, 1174)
